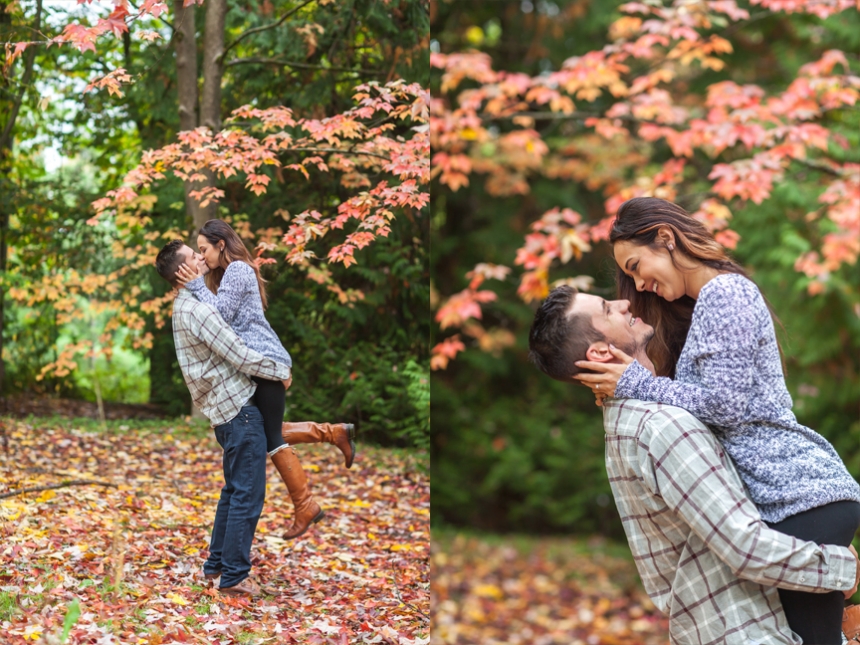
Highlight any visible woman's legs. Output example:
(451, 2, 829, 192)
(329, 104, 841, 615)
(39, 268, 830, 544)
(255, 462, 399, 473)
(280, 422, 357, 468)
(250, 377, 286, 454)
(251, 376, 323, 539)
(766, 500, 860, 644)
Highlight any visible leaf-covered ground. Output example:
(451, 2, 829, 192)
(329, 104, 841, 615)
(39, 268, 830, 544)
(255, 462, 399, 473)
(0, 416, 429, 644)
(431, 532, 669, 645)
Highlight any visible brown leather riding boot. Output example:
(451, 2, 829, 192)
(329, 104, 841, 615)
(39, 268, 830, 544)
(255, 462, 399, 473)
(845, 605, 860, 643)
(270, 447, 324, 540)
(281, 422, 356, 469)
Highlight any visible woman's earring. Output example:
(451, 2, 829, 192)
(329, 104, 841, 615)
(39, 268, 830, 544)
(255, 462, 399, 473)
(668, 243, 674, 251)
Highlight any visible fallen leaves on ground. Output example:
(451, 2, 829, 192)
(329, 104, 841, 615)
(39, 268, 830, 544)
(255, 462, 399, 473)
(0, 416, 429, 644)
(431, 532, 668, 645)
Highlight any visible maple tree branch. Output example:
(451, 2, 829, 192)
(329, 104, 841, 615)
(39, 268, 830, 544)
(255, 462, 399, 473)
(291, 147, 390, 160)
(0, 479, 117, 500)
(225, 57, 386, 76)
(221, 0, 317, 60)
(480, 110, 598, 122)
(790, 157, 843, 177)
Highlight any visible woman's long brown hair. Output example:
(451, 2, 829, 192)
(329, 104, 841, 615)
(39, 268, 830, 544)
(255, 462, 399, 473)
(199, 219, 268, 309)
(609, 197, 781, 378)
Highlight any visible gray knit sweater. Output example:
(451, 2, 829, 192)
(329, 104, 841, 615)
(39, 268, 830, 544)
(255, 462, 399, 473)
(615, 273, 860, 523)
(185, 261, 292, 369)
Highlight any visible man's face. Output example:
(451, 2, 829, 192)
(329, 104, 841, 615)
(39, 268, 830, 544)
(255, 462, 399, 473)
(177, 245, 205, 275)
(570, 293, 654, 355)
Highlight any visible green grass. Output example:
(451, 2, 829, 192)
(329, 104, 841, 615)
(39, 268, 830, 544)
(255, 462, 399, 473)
(236, 631, 270, 644)
(7, 414, 212, 441)
(0, 591, 19, 621)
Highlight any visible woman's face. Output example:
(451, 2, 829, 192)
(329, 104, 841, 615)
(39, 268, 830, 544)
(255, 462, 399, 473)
(197, 235, 225, 270)
(613, 239, 687, 302)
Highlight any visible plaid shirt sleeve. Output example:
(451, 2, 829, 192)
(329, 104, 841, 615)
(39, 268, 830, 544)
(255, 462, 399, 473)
(642, 408, 857, 593)
(187, 304, 291, 381)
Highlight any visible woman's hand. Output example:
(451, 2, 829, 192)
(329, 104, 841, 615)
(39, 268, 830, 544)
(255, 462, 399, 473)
(572, 345, 635, 399)
(282, 376, 293, 391)
(176, 259, 209, 287)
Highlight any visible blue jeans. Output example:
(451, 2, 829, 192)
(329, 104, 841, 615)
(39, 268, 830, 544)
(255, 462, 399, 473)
(203, 405, 267, 589)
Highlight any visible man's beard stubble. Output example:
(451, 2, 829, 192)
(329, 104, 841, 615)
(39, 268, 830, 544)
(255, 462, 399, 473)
(618, 326, 655, 360)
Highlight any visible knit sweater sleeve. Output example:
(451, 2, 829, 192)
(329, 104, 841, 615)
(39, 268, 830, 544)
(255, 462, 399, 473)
(615, 276, 760, 428)
(185, 261, 255, 327)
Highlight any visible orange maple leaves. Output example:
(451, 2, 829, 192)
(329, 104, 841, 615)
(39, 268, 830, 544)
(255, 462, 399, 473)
(94, 81, 428, 271)
(431, 0, 860, 369)
(5, 0, 178, 97)
(84, 68, 133, 97)
(56, 0, 169, 54)
(79, 81, 429, 365)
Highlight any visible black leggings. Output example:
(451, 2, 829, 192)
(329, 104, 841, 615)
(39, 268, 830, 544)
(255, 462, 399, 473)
(765, 500, 860, 644)
(251, 377, 286, 453)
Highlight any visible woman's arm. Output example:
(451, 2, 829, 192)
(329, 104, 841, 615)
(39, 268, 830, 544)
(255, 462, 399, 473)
(184, 261, 256, 326)
(616, 358, 754, 427)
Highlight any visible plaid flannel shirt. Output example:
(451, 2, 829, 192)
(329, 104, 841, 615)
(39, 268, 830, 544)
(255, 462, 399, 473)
(603, 399, 857, 645)
(172, 289, 291, 427)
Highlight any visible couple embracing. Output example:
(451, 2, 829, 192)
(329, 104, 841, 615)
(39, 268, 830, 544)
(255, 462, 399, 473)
(155, 220, 356, 597)
(529, 198, 860, 644)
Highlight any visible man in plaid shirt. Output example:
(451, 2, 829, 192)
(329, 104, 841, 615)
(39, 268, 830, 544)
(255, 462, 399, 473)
(529, 286, 860, 644)
(156, 240, 295, 597)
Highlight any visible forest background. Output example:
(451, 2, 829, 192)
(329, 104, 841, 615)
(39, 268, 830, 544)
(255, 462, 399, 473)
(1, 0, 431, 450)
(430, 0, 860, 538)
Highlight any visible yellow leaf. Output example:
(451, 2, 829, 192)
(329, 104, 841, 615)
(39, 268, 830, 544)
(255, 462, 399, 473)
(35, 490, 56, 503)
(24, 625, 42, 641)
(167, 592, 189, 606)
(465, 26, 484, 46)
(473, 584, 504, 600)
(389, 544, 411, 552)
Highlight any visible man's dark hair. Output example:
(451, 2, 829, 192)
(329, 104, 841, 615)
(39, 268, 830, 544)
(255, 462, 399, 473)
(155, 239, 186, 287)
(528, 286, 606, 382)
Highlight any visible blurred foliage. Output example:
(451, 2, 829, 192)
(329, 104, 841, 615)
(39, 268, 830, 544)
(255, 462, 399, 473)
(430, 0, 860, 534)
(431, 529, 669, 644)
(2, 0, 430, 448)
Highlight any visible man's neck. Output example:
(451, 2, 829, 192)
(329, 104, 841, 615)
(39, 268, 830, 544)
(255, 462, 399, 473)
(632, 350, 656, 375)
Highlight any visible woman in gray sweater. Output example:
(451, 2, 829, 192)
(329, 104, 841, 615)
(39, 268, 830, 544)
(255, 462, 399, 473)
(573, 197, 860, 644)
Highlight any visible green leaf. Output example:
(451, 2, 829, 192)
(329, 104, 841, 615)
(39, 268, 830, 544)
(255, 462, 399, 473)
(61, 598, 81, 643)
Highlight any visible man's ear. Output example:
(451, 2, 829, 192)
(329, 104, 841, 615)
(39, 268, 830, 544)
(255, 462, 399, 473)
(585, 342, 614, 363)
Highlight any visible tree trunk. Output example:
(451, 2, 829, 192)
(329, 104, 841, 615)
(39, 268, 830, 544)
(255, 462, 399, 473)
(172, 0, 214, 236)
(0, 0, 43, 395)
(200, 0, 227, 132)
(173, 0, 226, 419)
(184, 0, 228, 239)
